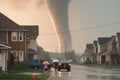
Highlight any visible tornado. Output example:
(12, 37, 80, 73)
(45, 0, 72, 52)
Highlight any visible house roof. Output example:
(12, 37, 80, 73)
(86, 44, 93, 49)
(27, 49, 38, 54)
(0, 41, 11, 49)
(0, 12, 27, 31)
(116, 32, 120, 41)
(98, 37, 111, 45)
(21, 25, 39, 39)
(93, 41, 97, 46)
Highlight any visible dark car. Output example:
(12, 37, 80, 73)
(57, 61, 71, 72)
(28, 59, 44, 69)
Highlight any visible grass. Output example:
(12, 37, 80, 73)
(0, 67, 48, 80)
(0, 73, 48, 80)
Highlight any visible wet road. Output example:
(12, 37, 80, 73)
(48, 65, 120, 80)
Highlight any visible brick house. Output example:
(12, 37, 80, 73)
(0, 12, 27, 63)
(21, 25, 39, 61)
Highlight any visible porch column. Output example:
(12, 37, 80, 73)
(2, 50, 7, 72)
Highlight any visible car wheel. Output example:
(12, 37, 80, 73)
(67, 68, 70, 72)
(58, 68, 60, 71)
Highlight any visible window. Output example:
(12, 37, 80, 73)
(19, 51, 24, 61)
(19, 32, 24, 41)
(11, 51, 18, 61)
(11, 32, 18, 41)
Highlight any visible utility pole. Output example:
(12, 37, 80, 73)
(64, 41, 67, 61)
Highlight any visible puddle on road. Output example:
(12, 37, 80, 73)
(57, 71, 71, 77)
(19, 72, 41, 75)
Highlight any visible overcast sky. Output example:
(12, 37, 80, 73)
(0, 0, 120, 53)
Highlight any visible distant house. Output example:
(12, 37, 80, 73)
(79, 53, 89, 64)
(21, 26, 39, 61)
(0, 41, 11, 72)
(0, 12, 27, 63)
(116, 32, 120, 54)
(104, 36, 120, 65)
(97, 37, 114, 64)
(92, 41, 98, 64)
(116, 33, 120, 64)
(80, 43, 94, 64)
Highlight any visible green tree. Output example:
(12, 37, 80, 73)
(66, 50, 77, 63)
(42, 51, 50, 60)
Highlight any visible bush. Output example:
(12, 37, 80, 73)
(84, 58, 92, 64)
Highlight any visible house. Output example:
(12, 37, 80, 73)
(116, 32, 120, 64)
(0, 12, 27, 63)
(103, 36, 119, 65)
(92, 41, 98, 64)
(85, 44, 94, 63)
(97, 37, 114, 64)
(0, 41, 11, 72)
(79, 53, 88, 64)
(80, 44, 94, 64)
(116, 32, 120, 54)
(21, 25, 39, 61)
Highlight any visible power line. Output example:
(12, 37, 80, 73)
(71, 20, 120, 32)
(39, 20, 120, 36)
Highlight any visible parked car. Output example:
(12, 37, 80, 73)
(57, 61, 71, 72)
(28, 59, 44, 69)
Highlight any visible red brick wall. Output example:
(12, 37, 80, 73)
(8, 31, 26, 62)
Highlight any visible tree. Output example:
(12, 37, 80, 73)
(66, 50, 77, 63)
(42, 51, 50, 60)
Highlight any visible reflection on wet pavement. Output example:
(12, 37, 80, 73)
(48, 65, 120, 80)
(86, 75, 120, 80)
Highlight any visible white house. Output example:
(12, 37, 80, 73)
(0, 43, 11, 72)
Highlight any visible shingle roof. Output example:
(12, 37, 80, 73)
(27, 49, 38, 54)
(0, 12, 39, 40)
(98, 37, 111, 45)
(86, 44, 93, 49)
(0, 41, 11, 49)
(93, 41, 97, 46)
(0, 12, 26, 31)
(21, 25, 39, 38)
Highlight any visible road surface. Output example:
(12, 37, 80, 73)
(48, 64, 120, 80)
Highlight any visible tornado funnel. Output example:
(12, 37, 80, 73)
(45, 0, 72, 52)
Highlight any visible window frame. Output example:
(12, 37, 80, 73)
(19, 51, 24, 61)
(11, 32, 18, 42)
(19, 32, 24, 42)
(11, 51, 18, 61)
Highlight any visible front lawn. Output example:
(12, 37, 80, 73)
(0, 73, 47, 80)
(0, 67, 48, 80)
